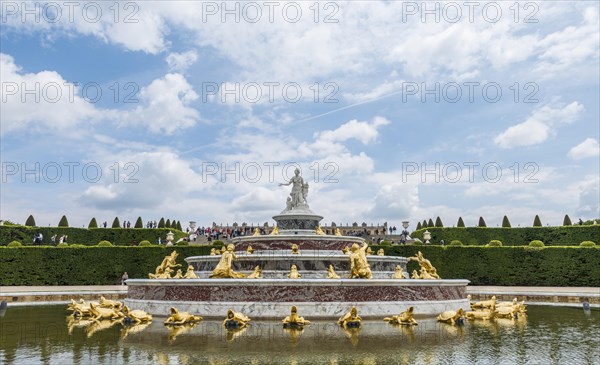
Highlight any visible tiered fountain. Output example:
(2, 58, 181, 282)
(125, 169, 470, 318)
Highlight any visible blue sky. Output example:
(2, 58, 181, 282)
(1, 1, 599, 229)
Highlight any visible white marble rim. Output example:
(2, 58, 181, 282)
(231, 235, 366, 243)
(122, 298, 472, 318)
(125, 278, 470, 287)
(185, 254, 409, 263)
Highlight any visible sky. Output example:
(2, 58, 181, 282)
(1, 1, 599, 229)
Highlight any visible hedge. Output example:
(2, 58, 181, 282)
(370, 245, 600, 287)
(0, 226, 187, 246)
(410, 225, 599, 246)
(0, 246, 215, 285)
(1, 245, 598, 287)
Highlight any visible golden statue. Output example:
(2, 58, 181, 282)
(291, 243, 299, 254)
(288, 264, 302, 278)
(377, 248, 385, 256)
(327, 265, 341, 279)
(210, 248, 217, 255)
(335, 228, 342, 236)
(497, 298, 518, 308)
(220, 245, 226, 253)
(383, 306, 418, 325)
(247, 265, 263, 278)
(164, 307, 203, 325)
(282, 306, 311, 327)
(338, 307, 362, 328)
(270, 226, 279, 235)
(470, 296, 496, 310)
(99, 296, 122, 309)
(410, 270, 419, 279)
(223, 309, 251, 328)
(173, 269, 184, 279)
(466, 304, 496, 320)
(366, 247, 374, 255)
(495, 305, 520, 319)
(246, 245, 254, 254)
(392, 265, 408, 279)
(149, 251, 181, 278)
(89, 303, 124, 321)
(252, 227, 261, 236)
(350, 242, 372, 279)
(342, 246, 350, 254)
(408, 251, 440, 279)
(210, 244, 247, 278)
(67, 299, 98, 318)
(183, 265, 198, 279)
(437, 308, 465, 325)
(122, 305, 152, 324)
(315, 225, 326, 235)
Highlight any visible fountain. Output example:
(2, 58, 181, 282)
(124, 169, 470, 318)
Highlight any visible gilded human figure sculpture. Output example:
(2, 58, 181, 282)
(210, 248, 217, 255)
(172, 269, 184, 279)
(246, 245, 254, 254)
(315, 225, 326, 235)
(282, 306, 311, 327)
(392, 265, 408, 279)
(335, 228, 342, 236)
(291, 243, 299, 254)
(247, 265, 263, 278)
(327, 264, 341, 279)
(408, 251, 440, 279)
(411, 270, 419, 279)
(223, 309, 251, 328)
(288, 264, 302, 278)
(366, 247, 374, 255)
(252, 227, 261, 236)
(210, 244, 246, 278)
(383, 306, 418, 326)
(350, 242, 372, 279)
(377, 248, 385, 256)
(149, 250, 181, 279)
(183, 265, 198, 279)
(338, 307, 362, 328)
(270, 226, 279, 235)
(279, 168, 309, 210)
(342, 246, 350, 254)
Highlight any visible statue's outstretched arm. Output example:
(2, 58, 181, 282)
(279, 181, 291, 186)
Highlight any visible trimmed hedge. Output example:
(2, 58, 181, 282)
(7, 241, 22, 247)
(410, 225, 599, 246)
(2, 245, 598, 286)
(0, 226, 186, 246)
(581, 241, 596, 247)
(0, 246, 215, 285)
(529, 240, 545, 247)
(370, 245, 600, 287)
(449, 240, 463, 246)
(97, 240, 113, 247)
(488, 240, 503, 247)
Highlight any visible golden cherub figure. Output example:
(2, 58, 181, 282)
(288, 264, 301, 278)
(246, 245, 254, 254)
(210, 248, 217, 255)
(252, 227, 261, 236)
(270, 226, 279, 235)
(377, 248, 385, 256)
(342, 246, 350, 254)
(172, 269, 184, 279)
(291, 243, 299, 254)
(366, 247, 374, 255)
(327, 264, 341, 279)
(183, 265, 198, 279)
(247, 266, 262, 279)
(392, 265, 408, 279)
(335, 228, 342, 236)
(315, 225, 326, 235)
(350, 242, 372, 279)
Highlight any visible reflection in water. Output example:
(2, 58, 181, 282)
(0, 306, 598, 364)
(166, 322, 199, 344)
(226, 325, 250, 342)
(283, 327, 304, 345)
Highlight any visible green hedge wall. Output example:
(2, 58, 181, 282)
(410, 225, 600, 246)
(371, 245, 600, 287)
(1, 245, 599, 286)
(0, 246, 213, 285)
(0, 226, 187, 246)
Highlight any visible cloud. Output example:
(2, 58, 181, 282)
(0, 53, 100, 135)
(568, 138, 600, 160)
(494, 102, 584, 148)
(314, 117, 390, 145)
(166, 50, 198, 72)
(122, 73, 200, 134)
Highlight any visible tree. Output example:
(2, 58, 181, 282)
(135, 217, 143, 228)
(58, 215, 69, 227)
(176, 221, 183, 231)
(88, 218, 98, 228)
(478, 217, 486, 227)
(427, 218, 434, 227)
(502, 215, 511, 228)
(422, 220, 428, 228)
(435, 217, 443, 227)
(563, 214, 572, 226)
(533, 215, 542, 227)
(165, 219, 171, 228)
(112, 217, 121, 228)
(25, 215, 36, 227)
(416, 222, 422, 230)
(158, 218, 165, 228)
(457, 217, 465, 227)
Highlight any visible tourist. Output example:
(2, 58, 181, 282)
(121, 272, 129, 285)
(50, 234, 56, 245)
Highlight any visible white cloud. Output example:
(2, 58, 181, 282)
(568, 138, 600, 160)
(123, 73, 200, 134)
(494, 102, 584, 148)
(166, 50, 198, 72)
(314, 117, 390, 145)
(0, 53, 100, 135)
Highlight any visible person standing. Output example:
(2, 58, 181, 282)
(121, 272, 129, 285)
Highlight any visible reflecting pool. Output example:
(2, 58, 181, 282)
(1, 305, 598, 364)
